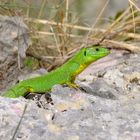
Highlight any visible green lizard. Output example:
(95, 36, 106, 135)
(3, 46, 110, 98)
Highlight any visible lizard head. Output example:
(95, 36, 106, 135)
(82, 46, 110, 64)
(62, 46, 110, 78)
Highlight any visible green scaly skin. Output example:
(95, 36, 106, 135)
(3, 46, 110, 98)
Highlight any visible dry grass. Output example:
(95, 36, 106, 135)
(0, 0, 140, 69)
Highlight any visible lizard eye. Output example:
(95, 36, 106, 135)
(95, 48, 99, 51)
(84, 50, 87, 56)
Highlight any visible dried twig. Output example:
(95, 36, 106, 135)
(26, 18, 105, 32)
(11, 103, 28, 140)
(90, 38, 140, 53)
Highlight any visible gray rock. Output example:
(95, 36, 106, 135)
(0, 15, 31, 58)
(79, 79, 119, 99)
(0, 52, 140, 140)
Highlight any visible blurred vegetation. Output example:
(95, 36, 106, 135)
(0, 0, 140, 70)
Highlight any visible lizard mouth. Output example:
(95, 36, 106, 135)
(93, 50, 110, 57)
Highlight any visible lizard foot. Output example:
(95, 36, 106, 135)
(66, 82, 79, 89)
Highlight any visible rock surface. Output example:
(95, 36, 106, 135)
(0, 51, 140, 140)
(0, 16, 31, 91)
(0, 15, 31, 59)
